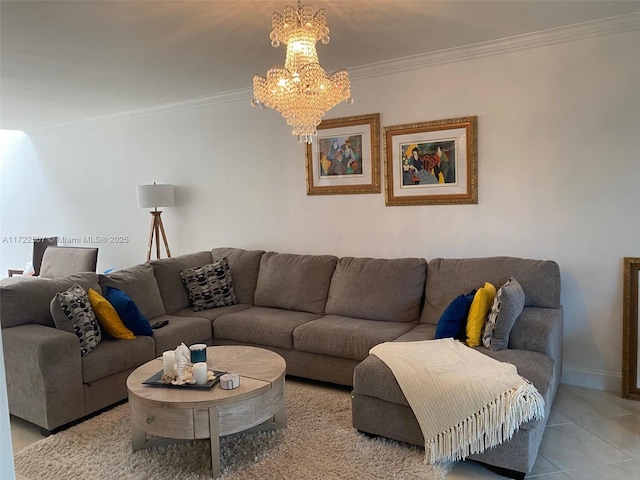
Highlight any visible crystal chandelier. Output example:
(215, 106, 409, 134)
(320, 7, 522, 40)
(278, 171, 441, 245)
(251, 1, 353, 143)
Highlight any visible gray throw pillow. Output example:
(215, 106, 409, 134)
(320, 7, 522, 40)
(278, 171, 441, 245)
(50, 284, 101, 356)
(180, 257, 238, 311)
(99, 263, 166, 319)
(482, 277, 525, 351)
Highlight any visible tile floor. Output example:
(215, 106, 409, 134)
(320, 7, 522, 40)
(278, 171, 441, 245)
(10, 382, 640, 480)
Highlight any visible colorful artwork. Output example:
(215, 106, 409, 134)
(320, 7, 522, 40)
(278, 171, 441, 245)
(383, 116, 477, 206)
(400, 140, 456, 187)
(318, 135, 364, 177)
(306, 113, 380, 195)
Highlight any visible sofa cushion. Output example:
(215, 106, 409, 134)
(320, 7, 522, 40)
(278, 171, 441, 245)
(509, 306, 563, 359)
(147, 314, 213, 356)
(254, 252, 337, 314)
(0, 272, 100, 329)
(324, 257, 426, 323)
(50, 284, 101, 356)
(293, 315, 416, 361)
(172, 304, 252, 322)
(434, 289, 476, 340)
(475, 347, 555, 410)
(104, 286, 153, 336)
(213, 306, 321, 349)
(81, 336, 155, 383)
(180, 258, 238, 311)
(421, 257, 560, 324)
(87, 288, 135, 340)
(466, 282, 497, 347)
(482, 277, 525, 351)
(211, 248, 265, 305)
(99, 263, 166, 320)
(151, 251, 213, 314)
(393, 323, 437, 342)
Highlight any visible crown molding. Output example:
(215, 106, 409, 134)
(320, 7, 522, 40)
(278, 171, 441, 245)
(27, 88, 251, 133)
(28, 12, 640, 134)
(349, 12, 640, 80)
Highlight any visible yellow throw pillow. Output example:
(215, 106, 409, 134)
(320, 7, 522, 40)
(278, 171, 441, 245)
(465, 282, 497, 347)
(87, 288, 135, 340)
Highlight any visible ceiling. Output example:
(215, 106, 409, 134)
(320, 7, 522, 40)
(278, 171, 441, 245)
(2, 0, 639, 131)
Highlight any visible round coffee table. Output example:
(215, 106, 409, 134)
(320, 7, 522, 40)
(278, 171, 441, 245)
(126, 345, 287, 479)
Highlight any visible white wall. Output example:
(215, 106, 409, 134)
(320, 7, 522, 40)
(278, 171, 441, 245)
(1, 26, 639, 392)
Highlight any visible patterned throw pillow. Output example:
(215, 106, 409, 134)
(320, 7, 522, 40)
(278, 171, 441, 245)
(51, 284, 101, 356)
(180, 257, 238, 311)
(482, 277, 525, 351)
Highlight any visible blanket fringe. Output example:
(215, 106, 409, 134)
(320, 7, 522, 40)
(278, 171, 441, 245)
(425, 380, 545, 464)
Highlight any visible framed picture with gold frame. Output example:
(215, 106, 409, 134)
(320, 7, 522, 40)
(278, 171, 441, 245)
(623, 257, 640, 400)
(383, 116, 478, 206)
(305, 113, 380, 195)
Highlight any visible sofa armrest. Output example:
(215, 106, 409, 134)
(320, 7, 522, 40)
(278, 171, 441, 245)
(2, 324, 85, 430)
(509, 306, 563, 393)
(509, 307, 562, 356)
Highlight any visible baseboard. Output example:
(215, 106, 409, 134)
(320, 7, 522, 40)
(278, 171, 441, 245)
(561, 366, 621, 393)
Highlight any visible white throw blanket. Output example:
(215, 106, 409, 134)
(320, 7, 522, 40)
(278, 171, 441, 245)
(370, 338, 545, 464)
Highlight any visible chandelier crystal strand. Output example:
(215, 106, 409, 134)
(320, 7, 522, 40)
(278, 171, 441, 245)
(252, 1, 353, 143)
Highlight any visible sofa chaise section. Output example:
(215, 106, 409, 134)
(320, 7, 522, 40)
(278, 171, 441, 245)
(351, 256, 563, 478)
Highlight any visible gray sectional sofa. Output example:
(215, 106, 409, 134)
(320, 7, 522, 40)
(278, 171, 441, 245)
(0, 247, 562, 479)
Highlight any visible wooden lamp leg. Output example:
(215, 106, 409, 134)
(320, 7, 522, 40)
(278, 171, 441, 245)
(147, 211, 172, 261)
(146, 213, 156, 262)
(157, 215, 172, 258)
(154, 214, 161, 260)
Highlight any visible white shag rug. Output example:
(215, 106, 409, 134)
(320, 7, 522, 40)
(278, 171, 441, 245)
(14, 379, 449, 480)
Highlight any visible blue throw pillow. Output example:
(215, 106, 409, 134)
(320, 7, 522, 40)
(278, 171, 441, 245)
(434, 289, 477, 341)
(104, 285, 153, 336)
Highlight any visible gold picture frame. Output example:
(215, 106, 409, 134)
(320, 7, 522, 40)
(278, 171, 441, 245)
(383, 116, 478, 206)
(305, 113, 380, 195)
(622, 257, 640, 400)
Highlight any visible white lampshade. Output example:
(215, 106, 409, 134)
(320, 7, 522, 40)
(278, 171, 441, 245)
(136, 184, 175, 209)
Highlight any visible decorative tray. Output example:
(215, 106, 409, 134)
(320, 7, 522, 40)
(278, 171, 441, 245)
(142, 369, 227, 389)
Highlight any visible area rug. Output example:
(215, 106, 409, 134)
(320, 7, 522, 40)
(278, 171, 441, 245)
(14, 379, 449, 479)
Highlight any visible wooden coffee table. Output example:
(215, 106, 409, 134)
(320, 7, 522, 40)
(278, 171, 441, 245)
(126, 345, 287, 479)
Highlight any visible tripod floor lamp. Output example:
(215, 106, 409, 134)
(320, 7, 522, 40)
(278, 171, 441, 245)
(136, 183, 175, 261)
